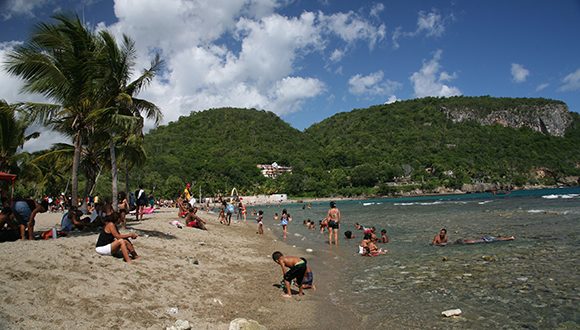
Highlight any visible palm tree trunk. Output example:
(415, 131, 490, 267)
(125, 158, 130, 196)
(110, 136, 118, 212)
(71, 132, 82, 207)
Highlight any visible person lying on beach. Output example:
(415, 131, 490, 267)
(95, 213, 139, 263)
(185, 207, 207, 230)
(344, 230, 355, 239)
(432, 228, 448, 246)
(380, 229, 389, 243)
(455, 235, 515, 245)
(272, 251, 307, 297)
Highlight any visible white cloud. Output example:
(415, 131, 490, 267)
(535, 83, 549, 92)
(370, 3, 385, 18)
(385, 95, 399, 104)
(348, 70, 401, 96)
(105, 1, 387, 124)
(319, 11, 386, 49)
(511, 63, 529, 83)
(2, 0, 389, 152)
(417, 10, 446, 37)
(329, 48, 345, 62)
(1, 0, 49, 20)
(392, 9, 450, 49)
(410, 50, 461, 98)
(558, 68, 580, 92)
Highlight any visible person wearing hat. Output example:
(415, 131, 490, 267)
(326, 201, 341, 245)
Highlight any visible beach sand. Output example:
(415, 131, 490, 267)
(0, 209, 360, 329)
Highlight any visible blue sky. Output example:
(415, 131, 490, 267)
(1, 0, 579, 151)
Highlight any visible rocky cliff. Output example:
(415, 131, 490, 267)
(440, 102, 572, 137)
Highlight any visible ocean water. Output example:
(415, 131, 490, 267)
(260, 187, 580, 329)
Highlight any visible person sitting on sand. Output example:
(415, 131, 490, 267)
(432, 228, 448, 246)
(272, 251, 308, 297)
(218, 208, 226, 225)
(380, 229, 389, 243)
(60, 207, 87, 232)
(185, 207, 207, 230)
(95, 213, 139, 263)
(344, 230, 355, 239)
(455, 235, 515, 245)
(118, 192, 129, 228)
(307, 220, 316, 230)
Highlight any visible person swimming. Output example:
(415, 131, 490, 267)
(455, 235, 515, 245)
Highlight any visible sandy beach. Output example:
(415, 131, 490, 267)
(0, 208, 359, 329)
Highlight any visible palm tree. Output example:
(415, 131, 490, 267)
(4, 14, 101, 206)
(95, 31, 163, 210)
(0, 100, 39, 173)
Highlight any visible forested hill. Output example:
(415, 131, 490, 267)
(141, 97, 580, 198)
(304, 97, 580, 194)
(142, 108, 322, 195)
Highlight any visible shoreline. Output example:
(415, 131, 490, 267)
(278, 183, 579, 205)
(0, 208, 359, 329)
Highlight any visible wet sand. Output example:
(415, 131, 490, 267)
(0, 208, 359, 329)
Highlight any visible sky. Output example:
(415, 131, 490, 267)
(1, 0, 579, 152)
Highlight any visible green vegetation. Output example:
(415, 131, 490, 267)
(137, 97, 580, 198)
(3, 14, 161, 206)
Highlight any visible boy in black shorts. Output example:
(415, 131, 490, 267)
(272, 251, 307, 297)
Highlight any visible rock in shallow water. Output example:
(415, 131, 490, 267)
(166, 319, 191, 330)
(229, 318, 266, 330)
(442, 309, 462, 317)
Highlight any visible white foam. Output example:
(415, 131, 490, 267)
(527, 209, 545, 214)
(542, 194, 579, 199)
(478, 200, 493, 205)
(363, 202, 375, 206)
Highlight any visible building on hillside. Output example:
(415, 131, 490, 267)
(257, 162, 292, 178)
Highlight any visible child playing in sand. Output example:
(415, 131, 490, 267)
(256, 210, 264, 234)
(272, 251, 307, 297)
(95, 213, 139, 263)
(218, 208, 226, 224)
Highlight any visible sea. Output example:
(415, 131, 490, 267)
(258, 187, 580, 329)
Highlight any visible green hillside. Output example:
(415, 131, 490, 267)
(305, 97, 580, 195)
(141, 108, 322, 196)
(140, 97, 580, 198)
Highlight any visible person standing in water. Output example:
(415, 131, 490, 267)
(327, 201, 341, 245)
